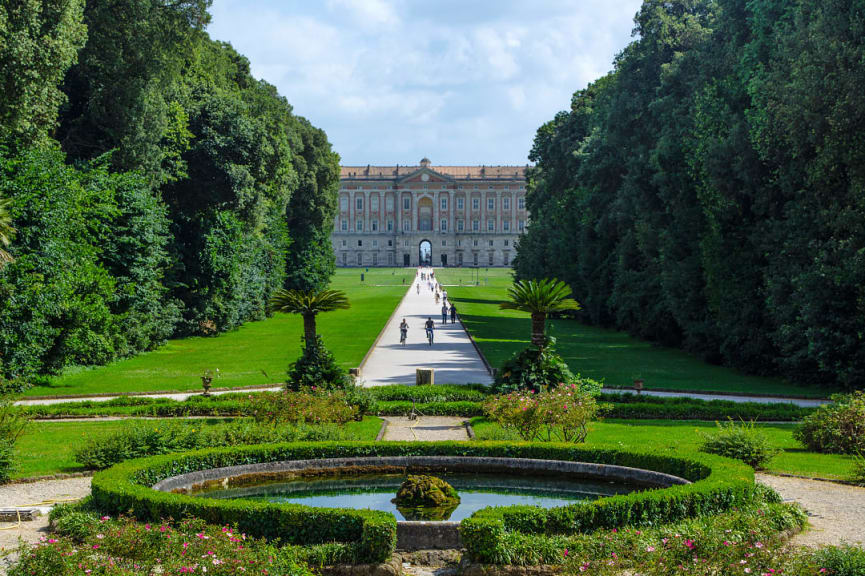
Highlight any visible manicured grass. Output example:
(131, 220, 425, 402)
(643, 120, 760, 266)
(13, 416, 384, 479)
(470, 417, 856, 480)
(436, 268, 826, 398)
(25, 269, 411, 397)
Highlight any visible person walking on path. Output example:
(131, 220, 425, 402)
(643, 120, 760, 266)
(450, 303, 457, 324)
(399, 318, 409, 346)
(434, 291, 440, 305)
(416, 283, 420, 295)
(424, 317, 435, 345)
(441, 303, 448, 324)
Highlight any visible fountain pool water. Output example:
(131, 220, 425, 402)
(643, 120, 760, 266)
(191, 471, 638, 522)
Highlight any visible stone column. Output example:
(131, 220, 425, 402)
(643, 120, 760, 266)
(364, 190, 370, 234)
(349, 189, 355, 234)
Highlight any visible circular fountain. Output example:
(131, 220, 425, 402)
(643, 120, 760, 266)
(152, 455, 689, 549)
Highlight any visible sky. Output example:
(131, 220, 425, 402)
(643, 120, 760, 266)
(207, 0, 644, 166)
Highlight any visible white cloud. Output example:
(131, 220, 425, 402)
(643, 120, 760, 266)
(207, 0, 643, 164)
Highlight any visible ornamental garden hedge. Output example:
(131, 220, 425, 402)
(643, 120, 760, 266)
(90, 441, 756, 565)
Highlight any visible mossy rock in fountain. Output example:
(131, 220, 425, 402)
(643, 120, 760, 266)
(393, 475, 460, 521)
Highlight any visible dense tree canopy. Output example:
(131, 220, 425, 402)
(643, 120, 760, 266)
(516, 0, 865, 392)
(0, 0, 339, 380)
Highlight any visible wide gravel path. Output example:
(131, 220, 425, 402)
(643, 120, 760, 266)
(756, 473, 865, 547)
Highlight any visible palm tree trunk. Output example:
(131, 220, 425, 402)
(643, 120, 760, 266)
(303, 312, 317, 348)
(531, 312, 546, 348)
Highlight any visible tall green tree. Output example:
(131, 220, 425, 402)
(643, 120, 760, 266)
(0, 0, 86, 147)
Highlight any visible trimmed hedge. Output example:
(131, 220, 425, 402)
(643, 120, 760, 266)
(90, 441, 753, 565)
(376, 401, 484, 417)
(22, 389, 814, 421)
(600, 393, 815, 421)
(368, 385, 490, 402)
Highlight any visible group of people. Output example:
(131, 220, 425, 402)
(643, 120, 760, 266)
(399, 268, 458, 346)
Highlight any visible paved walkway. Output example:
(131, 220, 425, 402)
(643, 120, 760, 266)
(382, 417, 469, 441)
(15, 385, 282, 406)
(360, 272, 493, 387)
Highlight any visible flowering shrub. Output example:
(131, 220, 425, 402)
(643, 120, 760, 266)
(484, 383, 600, 442)
(250, 389, 358, 424)
(11, 515, 314, 575)
(698, 419, 781, 469)
(794, 392, 865, 455)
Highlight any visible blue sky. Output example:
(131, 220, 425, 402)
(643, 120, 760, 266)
(208, 0, 643, 166)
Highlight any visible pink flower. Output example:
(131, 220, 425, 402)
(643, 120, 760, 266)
(646, 546, 655, 552)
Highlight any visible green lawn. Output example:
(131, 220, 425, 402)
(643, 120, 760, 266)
(25, 269, 411, 397)
(470, 417, 856, 480)
(14, 416, 384, 479)
(437, 268, 825, 398)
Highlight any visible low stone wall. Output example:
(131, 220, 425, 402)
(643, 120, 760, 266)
(398, 521, 461, 550)
(153, 455, 690, 494)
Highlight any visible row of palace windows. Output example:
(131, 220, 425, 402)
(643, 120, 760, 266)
(342, 238, 512, 249)
(340, 251, 509, 267)
(339, 218, 526, 233)
(343, 184, 525, 191)
(341, 196, 526, 212)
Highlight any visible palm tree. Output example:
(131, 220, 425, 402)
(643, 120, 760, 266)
(268, 288, 350, 346)
(499, 278, 581, 349)
(0, 197, 15, 266)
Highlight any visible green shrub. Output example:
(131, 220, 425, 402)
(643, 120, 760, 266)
(287, 335, 348, 391)
(806, 545, 865, 576)
(794, 392, 865, 454)
(698, 419, 780, 469)
(850, 454, 865, 487)
(494, 338, 601, 395)
(0, 394, 27, 483)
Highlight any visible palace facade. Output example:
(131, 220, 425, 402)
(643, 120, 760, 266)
(333, 158, 528, 268)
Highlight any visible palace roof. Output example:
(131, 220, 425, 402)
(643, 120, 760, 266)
(340, 163, 528, 180)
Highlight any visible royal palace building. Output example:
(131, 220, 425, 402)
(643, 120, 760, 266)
(333, 158, 528, 268)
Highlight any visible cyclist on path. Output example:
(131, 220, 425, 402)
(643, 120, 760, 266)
(424, 317, 435, 345)
(399, 318, 409, 345)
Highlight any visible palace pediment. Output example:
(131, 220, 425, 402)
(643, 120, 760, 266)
(397, 167, 455, 185)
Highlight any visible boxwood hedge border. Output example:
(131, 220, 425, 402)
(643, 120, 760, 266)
(90, 441, 754, 564)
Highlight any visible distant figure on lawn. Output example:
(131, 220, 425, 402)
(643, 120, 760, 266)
(450, 304, 457, 324)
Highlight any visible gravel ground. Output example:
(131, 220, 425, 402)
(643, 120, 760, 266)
(756, 473, 865, 547)
(0, 477, 92, 569)
(382, 416, 469, 441)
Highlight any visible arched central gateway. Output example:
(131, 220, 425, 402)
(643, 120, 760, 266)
(419, 240, 432, 266)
